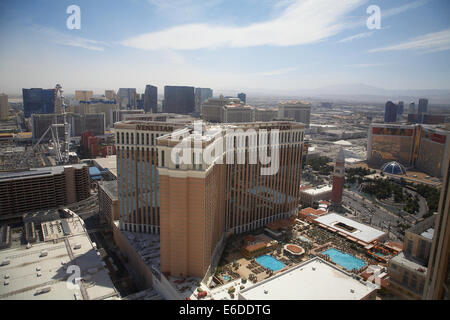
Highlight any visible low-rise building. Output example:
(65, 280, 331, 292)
(0, 164, 90, 217)
(299, 185, 332, 207)
(238, 257, 377, 300)
(0, 209, 119, 300)
(387, 216, 435, 299)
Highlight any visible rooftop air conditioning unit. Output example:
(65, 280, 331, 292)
(74, 243, 81, 250)
(1, 259, 11, 266)
(35, 286, 51, 295)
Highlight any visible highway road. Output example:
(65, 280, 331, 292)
(342, 190, 410, 241)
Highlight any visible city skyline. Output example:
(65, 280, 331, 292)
(1, 0, 450, 95)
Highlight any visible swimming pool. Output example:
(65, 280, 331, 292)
(222, 275, 230, 281)
(255, 255, 286, 271)
(322, 248, 366, 271)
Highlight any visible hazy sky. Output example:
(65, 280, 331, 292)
(0, 0, 450, 95)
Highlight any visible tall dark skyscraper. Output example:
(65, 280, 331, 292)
(237, 92, 247, 104)
(22, 88, 56, 118)
(409, 102, 416, 114)
(144, 85, 158, 113)
(163, 86, 195, 114)
(117, 88, 137, 110)
(136, 93, 144, 110)
(398, 101, 404, 115)
(384, 101, 398, 123)
(418, 98, 429, 114)
(418, 98, 429, 123)
(194, 88, 213, 114)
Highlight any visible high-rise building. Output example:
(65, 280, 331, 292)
(221, 105, 254, 123)
(75, 90, 94, 101)
(367, 123, 450, 178)
(418, 98, 429, 115)
(136, 93, 144, 110)
(163, 86, 195, 114)
(194, 88, 213, 114)
(202, 96, 232, 123)
(114, 120, 305, 278)
(144, 85, 158, 113)
(254, 108, 278, 122)
(278, 101, 311, 128)
(388, 216, 435, 299)
(31, 114, 66, 141)
(74, 99, 119, 129)
(398, 101, 404, 115)
(32, 113, 106, 139)
(423, 152, 450, 300)
(418, 98, 429, 123)
(0, 93, 8, 120)
(71, 113, 105, 137)
(117, 88, 137, 110)
(331, 148, 345, 208)
(113, 121, 188, 234)
(22, 88, 56, 118)
(237, 92, 247, 104)
(0, 164, 90, 217)
(384, 101, 398, 123)
(105, 90, 118, 101)
(157, 121, 305, 278)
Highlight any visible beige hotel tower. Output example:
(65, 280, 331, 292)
(114, 120, 305, 278)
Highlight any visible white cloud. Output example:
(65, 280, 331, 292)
(382, 0, 431, 19)
(32, 25, 109, 51)
(337, 31, 373, 43)
(369, 29, 450, 53)
(122, 0, 366, 50)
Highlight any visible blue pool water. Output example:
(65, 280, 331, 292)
(322, 248, 366, 271)
(222, 275, 230, 281)
(256, 255, 286, 271)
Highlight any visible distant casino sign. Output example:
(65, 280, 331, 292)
(373, 127, 413, 136)
(423, 131, 446, 144)
(136, 124, 174, 132)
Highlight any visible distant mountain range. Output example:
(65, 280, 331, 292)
(227, 83, 450, 105)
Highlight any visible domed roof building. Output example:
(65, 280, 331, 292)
(381, 161, 406, 175)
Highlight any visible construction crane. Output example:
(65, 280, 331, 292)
(20, 84, 71, 166)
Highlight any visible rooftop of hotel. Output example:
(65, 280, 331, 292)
(407, 215, 436, 238)
(300, 185, 332, 195)
(119, 228, 161, 272)
(314, 213, 386, 244)
(98, 180, 118, 201)
(0, 211, 119, 300)
(390, 252, 428, 274)
(0, 163, 87, 181)
(238, 257, 377, 300)
(93, 156, 117, 179)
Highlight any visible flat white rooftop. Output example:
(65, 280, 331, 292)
(239, 257, 376, 300)
(93, 156, 117, 178)
(301, 185, 332, 196)
(420, 228, 434, 240)
(314, 213, 386, 244)
(0, 212, 119, 300)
